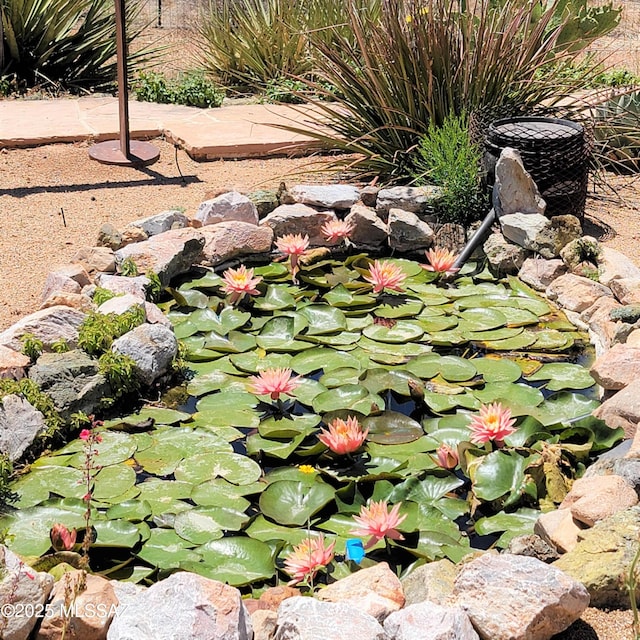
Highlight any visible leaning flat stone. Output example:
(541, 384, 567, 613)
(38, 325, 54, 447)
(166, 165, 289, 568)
(610, 277, 640, 305)
(289, 184, 360, 210)
(493, 148, 546, 217)
(274, 597, 386, 640)
(344, 204, 388, 248)
(72, 246, 116, 274)
(384, 601, 479, 640)
(317, 562, 404, 622)
(546, 273, 613, 313)
(128, 209, 189, 237)
(534, 508, 584, 554)
(195, 191, 259, 227)
(106, 572, 252, 640)
(483, 232, 529, 274)
(40, 292, 95, 313)
(0, 545, 54, 640)
(560, 474, 638, 526)
(581, 295, 622, 356)
(401, 558, 458, 607)
(200, 221, 274, 266)
(375, 185, 442, 219)
(98, 294, 147, 317)
(111, 323, 177, 386)
(38, 571, 118, 640)
(96, 274, 150, 299)
(0, 345, 30, 380)
(598, 246, 640, 287)
(0, 306, 87, 351)
(114, 227, 205, 286)
(261, 203, 336, 246)
(590, 343, 640, 390)
(40, 272, 81, 304)
(451, 553, 589, 640)
(388, 208, 434, 252)
(500, 212, 549, 250)
(554, 506, 640, 608)
(0, 394, 48, 461)
(592, 379, 640, 438)
(29, 350, 110, 420)
(518, 257, 567, 291)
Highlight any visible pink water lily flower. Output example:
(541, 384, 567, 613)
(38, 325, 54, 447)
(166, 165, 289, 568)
(248, 367, 301, 401)
(351, 500, 407, 549)
(276, 234, 309, 284)
(283, 534, 336, 586)
(322, 219, 353, 243)
(434, 443, 459, 470)
(220, 265, 263, 304)
(50, 523, 77, 551)
(318, 416, 369, 455)
(422, 247, 460, 276)
(364, 260, 406, 294)
(468, 402, 517, 445)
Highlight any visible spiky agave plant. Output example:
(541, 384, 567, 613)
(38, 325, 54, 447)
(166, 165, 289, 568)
(0, 0, 158, 92)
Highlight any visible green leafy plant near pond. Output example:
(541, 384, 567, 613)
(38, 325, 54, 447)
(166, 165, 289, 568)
(77, 306, 145, 356)
(0, 250, 621, 589)
(133, 71, 225, 109)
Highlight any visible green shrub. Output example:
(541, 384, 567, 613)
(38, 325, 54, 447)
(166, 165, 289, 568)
(98, 351, 140, 404)
(92, 287, 118, 307)
(133, 70, 224, 108)
(288, 0, 619, 182)
(77, 307, 145, 356)
(118, 258, 139, 277)
(413, 113, 488, 224)
(20, 333, 43, 362)
(263, 79, 307, 104)
(0, 455, 17, 512)
(145, 272, 163, 303)
(0, 0, 157, 93)
(51, 339, 70, 353)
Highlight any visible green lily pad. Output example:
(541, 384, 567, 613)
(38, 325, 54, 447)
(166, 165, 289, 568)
(245, 515, 327, 546)
(472, 357, 523, 383)
(187, 370, 248, 396)
(418, 315, 459, 333)
(174, 451, 262, 485)
(374, 299, 424, 319)
(172, 288, 209, 308)
(324, 285, 377, 309)
(134, 406, 191, 425)
(246, 432, 307, 459)
(526, 362, 595, 391)
(254, 263, 290, 279)
(474, 508, 539, 546)
(473, 382, 544, 411)
(174, 507, 249, 544)
(312, 384, 384, 415)
(498, 307, 541, 327)
(137, 528, 200, 569)
(190, 307, 251, 334)
(229, 351, 292, 373)
(439, 356, 477, 382)
(93, 465, 137, 501)
(204, 330, 257, 353)
(320, 367, 362, 388)
(106, 499, 153, 522)
(299, 305, 348, 335)
(18, 466, 85, 500)
(363, 411, 424, 444)
(458, 307, 507, 331)
(259, 479, 335, 526)
(93, 519, 141, 548)
(472, 450, 540, 504)
(253, 284, 296, 310)
(360, 369, 420, 396)
(291, 348, 362, 375)
(531, 392, 600, 427)
(363, 321, 424, 343)
(465, 327, 524, 342)
(195, 392, 258, 428)
(181, 271, 224, 290)
(187, 537, 275, 586)
(475, 331, 538, 351)
(529, 329, 575, 352)
(358, 336, 431, 357)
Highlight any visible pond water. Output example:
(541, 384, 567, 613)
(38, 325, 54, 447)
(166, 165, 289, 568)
(0, 255, 622, 589)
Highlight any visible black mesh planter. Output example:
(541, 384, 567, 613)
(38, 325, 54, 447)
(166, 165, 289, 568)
(484, 117, 590, 219)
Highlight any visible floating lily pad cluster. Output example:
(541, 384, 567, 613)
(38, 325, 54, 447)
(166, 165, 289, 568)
(0, 256, 622, 588)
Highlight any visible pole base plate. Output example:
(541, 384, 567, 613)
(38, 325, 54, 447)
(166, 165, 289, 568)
(88, 140, 160, 167)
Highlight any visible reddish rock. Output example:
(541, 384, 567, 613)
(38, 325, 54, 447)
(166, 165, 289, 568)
(71, 247, 116, 274)
(592, 379, 640, 438)
(40, 292, 95, 313)
(258, 585, 299, 611)
(610, 277, 640, 305)
(534, 509, 584, 554)
(546, 273, 613, 313)
(0, 344, 30, 380)
(52, 263, 92, 288)
(627, 329, 640, 347)
(41, 272, 81, 303)
(518, 257, 567, 291)
(120, 226, 148, 247)
(598, 246, 640, 287)
(200, 221, 273, 266)
(590, 343, 640, 390)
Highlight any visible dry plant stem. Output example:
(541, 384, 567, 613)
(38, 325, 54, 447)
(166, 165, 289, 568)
(79, 425, 103, 568)
(628, 537, 640, 639)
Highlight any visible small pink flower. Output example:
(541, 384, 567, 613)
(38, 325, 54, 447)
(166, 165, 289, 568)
(83, 492, 92, 502)
(434, 443, 459, 470)
(468, 402, 517, 445)
(319, 416, 368, 455)
(364, 260, 406, 294)
(422, 247, 460, 276)
(276, 234, 309, 284)
(322, 219, 353, 243)
(50, 523, 77, 551)
(351, 500, 407, 549)
(79, 429, 91, 441)
(248, 367, 301, 401)
(221, 265, 263, 304)
(283, 534, 335, 586)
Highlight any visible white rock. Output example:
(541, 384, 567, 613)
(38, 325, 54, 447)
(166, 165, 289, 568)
(388, 208, 434, 252)
(493, 148, 546, 217)
(500, 212, 549, 249)
(128, 210, 189, 236)
(200, 221, 274, 266)
(289, 184, 360, 210)
(261, 204, 336, 246)
(383, 601, 479, 640)
(195, 191, 259, 227)
(344, 204, 388, 247)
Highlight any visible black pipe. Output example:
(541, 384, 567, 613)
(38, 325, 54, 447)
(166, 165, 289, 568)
(452, 208, 497, 270)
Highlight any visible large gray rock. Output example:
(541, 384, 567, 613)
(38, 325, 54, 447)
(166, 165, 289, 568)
(261, 204, 336, 246)
(96, 274, 150, 299)
(501, 213, 581, 259)
(0, 394, 48, 461)
(483, 232, 530, 274)
(195, 191, 259, 226)
(590, 343, 640, 390)
(451, 553, 589, 640)
(387, 209, 434, 252)
(401, 559, 458, 607)
(316, 562, 404, 622)
(375, 186, 442, 219)
(107, 572, 252, 640)
(598, 246, 640, 287)
(111, 323, 177, 386)
(128, 210, 189, 237)
(289, 184, 360, 210)
(383, 601, 479, 640)
(500, 212, 549, 250)
(274, 597, 386, 640)
(493, 148, 546, 217)
(546, 273, 613, 313)
(200, 221, 274, 266)
(518, 257, 567, 291)
(0, 306, 87, 352)
(0, 545, 54, 640)
(114, 228, 205, 286)
(28, 350, 111, 419)
(554, 506, 640, 608)
(344, 204, 388, 248)
(592, 378, 640, 438)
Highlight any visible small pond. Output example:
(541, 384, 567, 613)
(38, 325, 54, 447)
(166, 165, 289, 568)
(0, 253, 622, 589)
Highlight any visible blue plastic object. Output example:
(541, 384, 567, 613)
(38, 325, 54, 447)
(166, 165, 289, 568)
(345, 539, 365, 564)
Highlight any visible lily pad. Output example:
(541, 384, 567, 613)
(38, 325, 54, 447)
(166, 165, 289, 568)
(312, 385, 384, 415)
(526, 362, 595, 391)
(137, 528, 200, 569)
(299, 305, 348, 335)
(472, 357, 523, 383)
(174, 507, 249, 544)
(291, 348, 362, 375)
(174, 451, 262, 485)
(439, 356, 477, 382)
(93, 519, 141, 548)
(93, 465, 137, 501)
(360, 369, 420, 396)
(363, 412, 424, 444)
(457, 307, 507, 331)
(259, 480, 335, 526)
(363, 321, 424, 343)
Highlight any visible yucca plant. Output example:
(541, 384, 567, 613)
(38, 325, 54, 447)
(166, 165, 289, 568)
(0, 0, 156, 92)
(280, 0, 618, 182)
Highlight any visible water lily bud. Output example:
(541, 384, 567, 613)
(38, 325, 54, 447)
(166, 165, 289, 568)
(50, 523, 77, 551)
(435, 443, 459, 470)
